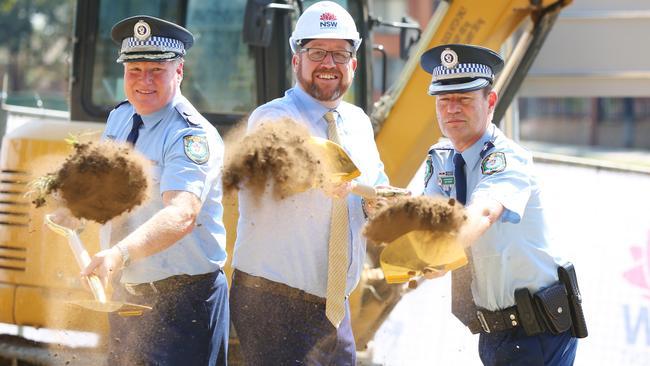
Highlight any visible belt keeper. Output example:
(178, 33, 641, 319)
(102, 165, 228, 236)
(477, 310, 491, 333)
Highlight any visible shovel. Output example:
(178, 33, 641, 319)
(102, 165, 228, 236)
(310, 137, 410, 199)
(45, 214, 152, 316)
(379, 230, 467, 285)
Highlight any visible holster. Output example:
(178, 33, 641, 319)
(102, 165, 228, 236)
(514, 288, 544, 336)
(558, 262, 589, 338)
(533, 282, 572, 335)
(514, 262, 589, 338)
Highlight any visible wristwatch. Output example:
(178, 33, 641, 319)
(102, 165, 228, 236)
(115, 243, 131, 268)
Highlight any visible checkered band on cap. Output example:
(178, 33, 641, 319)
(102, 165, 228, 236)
(431, 63, 493, 82)
(120, 35, 185, 57)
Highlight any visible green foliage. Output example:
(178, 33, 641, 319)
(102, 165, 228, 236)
(0, 0, 75, 109)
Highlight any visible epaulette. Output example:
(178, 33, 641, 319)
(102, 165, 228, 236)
(428, 139, 454, 154)
(174, 102, 206, 128)
(112, 100, 130, 110)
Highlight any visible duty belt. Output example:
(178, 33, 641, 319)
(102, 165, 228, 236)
(124, 272, 215, 296)
(470, 305, 521, 334)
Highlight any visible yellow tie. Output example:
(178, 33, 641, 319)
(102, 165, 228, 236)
(323, 110, 348, 328)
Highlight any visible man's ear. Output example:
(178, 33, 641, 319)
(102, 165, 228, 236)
(488, 90, 498, 110)
(291, 53, 299, 73)
(176, 61, 184, 81)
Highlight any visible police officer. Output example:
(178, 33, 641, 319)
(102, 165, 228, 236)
(420, 44, 579, 365)
(229, 1, 389, 365)
(81, 15, 229, 365)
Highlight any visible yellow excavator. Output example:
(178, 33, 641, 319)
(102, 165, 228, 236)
(0, 0, 571, 363)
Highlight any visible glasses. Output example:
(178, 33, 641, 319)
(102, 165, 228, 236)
(299, 47, 354, 64)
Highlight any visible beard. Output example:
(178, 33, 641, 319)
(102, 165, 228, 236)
(295, 60, 351, 102)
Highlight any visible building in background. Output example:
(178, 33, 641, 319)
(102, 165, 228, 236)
(518, 0, 650, 152)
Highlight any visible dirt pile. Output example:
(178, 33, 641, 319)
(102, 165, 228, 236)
(31, 141, 151, 223)
(222, 118, 326, 199)
(363, 196, 467, 244)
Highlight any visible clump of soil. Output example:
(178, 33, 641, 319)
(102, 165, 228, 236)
(222, 118, 326, 199)
(363, 196, 467, 244)
(31, 141, 151, 224)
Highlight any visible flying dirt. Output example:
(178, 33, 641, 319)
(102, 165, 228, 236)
(30, 141, 151, 224)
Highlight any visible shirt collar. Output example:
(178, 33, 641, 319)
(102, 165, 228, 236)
(291, 83, 338, 124)
(458, 124, 498, 168)
(139, 92, 182, 125)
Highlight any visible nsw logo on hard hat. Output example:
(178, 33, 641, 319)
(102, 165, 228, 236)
(319, 12, 338, 29)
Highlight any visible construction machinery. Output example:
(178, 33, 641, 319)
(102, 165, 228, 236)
(0, 0, 572, 364)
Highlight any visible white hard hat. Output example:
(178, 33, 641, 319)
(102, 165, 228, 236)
(289, 1, 362, 53)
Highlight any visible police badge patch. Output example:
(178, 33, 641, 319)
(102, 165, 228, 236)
(183, 135, 209, 164)
(481, 152, 506, 175)
(424, 155, 434, 187)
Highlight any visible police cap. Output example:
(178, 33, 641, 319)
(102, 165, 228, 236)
(420, 44, 504, 96)
(111, 15, 194, 63)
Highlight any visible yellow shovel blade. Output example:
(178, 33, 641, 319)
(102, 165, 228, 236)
(380, 230, 468, 284)
(310, 137, 360, 183)
(67, 300, 152, 317)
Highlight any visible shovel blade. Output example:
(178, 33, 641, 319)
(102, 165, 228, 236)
(67, 300, 152, 317)
(380, 230, 468, 284)
(310, 137, 360, 183)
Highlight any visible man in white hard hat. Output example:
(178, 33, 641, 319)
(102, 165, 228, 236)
(229, 1, 389, 365)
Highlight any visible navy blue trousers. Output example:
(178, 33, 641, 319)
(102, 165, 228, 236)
(479, 327, 577, 366)
(230, 276, 356, 366)
(108, 270, 229, 366)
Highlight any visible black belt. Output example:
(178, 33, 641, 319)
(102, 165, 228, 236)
(470, 305, 522, 334)
(124, 272, 215, 296)
(233, 269, 326, 305)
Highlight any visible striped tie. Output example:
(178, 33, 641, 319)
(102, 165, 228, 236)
(323, 110, 348, 328)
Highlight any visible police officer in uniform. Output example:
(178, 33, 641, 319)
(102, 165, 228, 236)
(420, 44, 582, 365)
(229, 2, 389, 365)
(81, 15, 229, 365)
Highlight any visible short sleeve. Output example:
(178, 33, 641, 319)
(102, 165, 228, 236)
(159, 126, 222, 201)
(472, 151, 532, 223)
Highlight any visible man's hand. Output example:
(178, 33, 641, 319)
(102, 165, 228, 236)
(322, 181, 352, 199)
(80, 246, 124, 289)
(362, 184, 411, 218)
(422, 266, 449, 280)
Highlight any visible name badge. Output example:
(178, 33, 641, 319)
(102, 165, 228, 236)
(437, 171, 455, 191)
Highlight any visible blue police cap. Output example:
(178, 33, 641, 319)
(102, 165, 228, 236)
(111, 15, 194, 63)
(420, 44, 504, 95)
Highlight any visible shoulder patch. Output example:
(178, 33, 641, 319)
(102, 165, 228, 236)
(183, 135, 209, 164)
(424, 154, 434, 187)
(481, 152, 506, 175)
(112, 100, 130, 110)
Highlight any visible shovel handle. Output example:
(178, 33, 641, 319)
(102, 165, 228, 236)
(85, 275, 107, 303)
(68, 231, 108, 303)
(45, 214, 108, 303)
(351, 183, 377, 198)
(350, 182, 411, 199)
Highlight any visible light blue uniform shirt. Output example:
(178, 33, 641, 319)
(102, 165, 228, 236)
(102, 93, 227, 284)
(424, 124, 563, 310)
(233, 85, 389, 298)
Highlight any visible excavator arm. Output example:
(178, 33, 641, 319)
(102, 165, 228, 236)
(373, 0, 572, 187)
